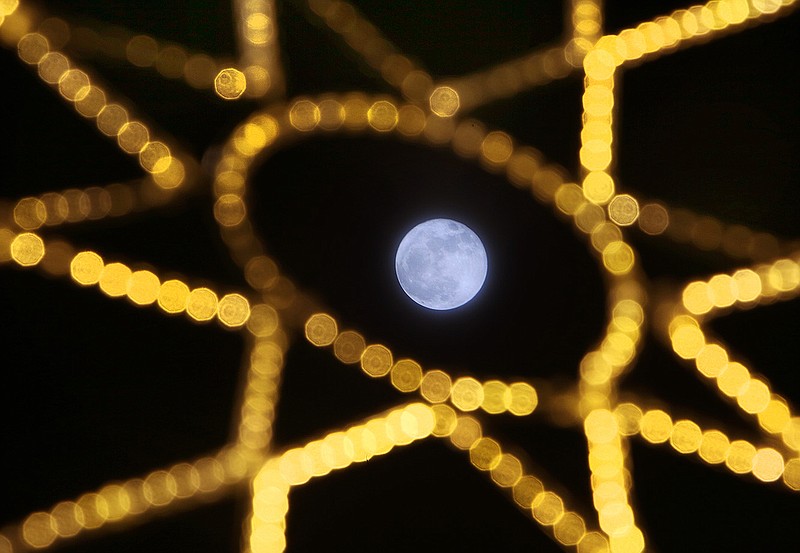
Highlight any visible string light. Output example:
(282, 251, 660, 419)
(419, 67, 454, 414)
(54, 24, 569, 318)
(0, 0, 797, 552)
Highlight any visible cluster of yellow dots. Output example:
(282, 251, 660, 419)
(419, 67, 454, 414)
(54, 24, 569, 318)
(682, 255, 800, 316)
(576, 0, 799, 237)
(5, 27, 186, 189)
(26, 13, 226, 91)
(660, 206, 790, 259)
(233, 0, 280, 98)
(236, 337, 286, 453)
(583, 409, 644, 552)
(579, 298, 645, 394)
(304, 313, 539, 416)
(65, 250, 252, 327)
(305, 0, 435, 104)
(16, 446, 259, 550)
(435, 407, 611, 552)
(435, 0, 605, 114)
(245, 403, 613, 553)
(247, 403, 437, 553)
(2, 186, 138, 233)
(613, 403, 800, 489)
(669, 315, 800, 452)
(196, 79, 662, 553)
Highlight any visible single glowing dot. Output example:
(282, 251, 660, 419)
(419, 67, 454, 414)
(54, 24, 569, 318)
(737, 378, 771, 414)
(214, 68, 247, 99)
(481, 131, 514, 165)
(305, 313, 338, 346)
(217, 293, 251, 327)
(75, 86, 106, 118)
(403, 403, 436, 438)
(184, 54, 217, 89)
(671, 323, 705, 359)
(429, 86, 460, 117)
(360, 344, 393, 377)
(247, 304, 279, 337)
(390, 359, 423, 392)
(242, 65, 271, 97)
(584, 409, 618, 444)
(420, 370, 452, 403)
(481, 380, 509, 414)
(18, 32, 50, 64)
(695, 344, 728, 377)
(751, 448, 784, 482)
(333, 331, 366, 364)
(367, 100, 398, 132)
(395, 218, 488, 310)
(758, 398, 790, 434)
(784, 458, 800, 490)
(532, 491, 565, 526)
(126, 35, 158, 67)
(58, 69, 91, 102)
(143, 470, 177, 506)
(117, 121, 150, 154)
(638, 203, 669, 235)
(614, 403, 643, 436)
(555, 183, 585, 215)
(640, 409, 672, 443)
(37, 51, 69, 84)
(490, 454, 523, 487)
(289, 100, 321, 131)
(578, 532, 610, 553)
(698, 430, 730, 464)
(139, 141, 172, 174)
(669, 420, 702, 454)
(508, 382, 538, 416)
(187, 287, 219, 321)
(512, 475, 544, 509)
(158, 279, 190, 313)
(50, 501, 82, 537)
(583, 48, 616, 80)
(451, 377, 484, 411)
(469, 437, 502, 470)
(96, 104, 129, 136)
(317, 98, 346, 130)
(733, 269, 762, 302)
(22, 512, 57, 548)
(583, 171, 615, 205)
(214, 194, 247, 227)
(431, 404, 457, 437)
(449, 416, 482, 449)
(682, 281, 713, 315)
(725, 440, 756, 474)
(717, 361, 750, 397)
(98, 262, 132, 297)
(126, 270, 160, 305)
(608, 194, 639, 226)
(10, 232, 45, 266)
(397, 104, 427, 136)
(602, 241, 635, 275)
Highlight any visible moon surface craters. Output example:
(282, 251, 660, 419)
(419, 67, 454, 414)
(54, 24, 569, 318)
(395, 218, 488, 310)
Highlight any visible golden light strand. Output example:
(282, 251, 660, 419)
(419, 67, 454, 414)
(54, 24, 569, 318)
(234, 0, 284, 99)
(1, 0, 798, 551)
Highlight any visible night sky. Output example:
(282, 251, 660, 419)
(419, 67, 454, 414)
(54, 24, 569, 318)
(1, 1, 799, 551)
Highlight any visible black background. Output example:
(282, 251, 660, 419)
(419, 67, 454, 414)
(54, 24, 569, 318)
(1, 1, 799, 551)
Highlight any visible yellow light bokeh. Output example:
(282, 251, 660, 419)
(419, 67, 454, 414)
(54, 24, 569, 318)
(214, 67, 247, 99)
(2, 1, 798, 552)
(10, 232, 45, 266)
(429, 85, 460, 117)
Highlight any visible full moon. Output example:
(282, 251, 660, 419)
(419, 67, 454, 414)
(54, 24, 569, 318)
(395, 218, 488, 310)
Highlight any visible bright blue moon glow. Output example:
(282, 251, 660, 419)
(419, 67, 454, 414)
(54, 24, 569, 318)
(395, 218, 488, 310)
